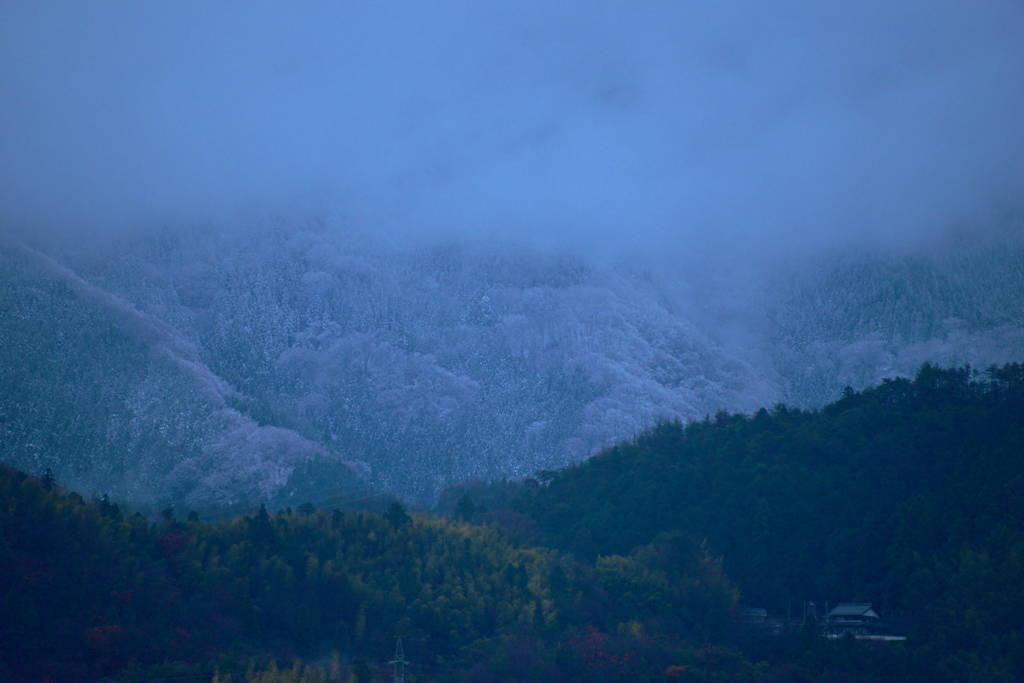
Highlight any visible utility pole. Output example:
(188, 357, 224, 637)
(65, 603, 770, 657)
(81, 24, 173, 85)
(389, 636, 409, 683)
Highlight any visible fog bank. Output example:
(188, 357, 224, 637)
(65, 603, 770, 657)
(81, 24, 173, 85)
(2, 2, 1022, 262)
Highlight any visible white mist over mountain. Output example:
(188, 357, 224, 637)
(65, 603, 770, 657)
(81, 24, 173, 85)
(2, 2, 1022, 260)
(1, 3, 1023, 507)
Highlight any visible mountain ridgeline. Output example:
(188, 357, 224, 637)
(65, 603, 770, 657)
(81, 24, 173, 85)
(2, 364, 1023, 681)
(2, 221, 1023, 508)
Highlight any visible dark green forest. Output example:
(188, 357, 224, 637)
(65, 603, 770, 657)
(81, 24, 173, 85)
(2, 364, 1023, 682)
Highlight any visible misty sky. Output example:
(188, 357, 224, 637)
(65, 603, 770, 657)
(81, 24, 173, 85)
(2, 2, 1022, 259)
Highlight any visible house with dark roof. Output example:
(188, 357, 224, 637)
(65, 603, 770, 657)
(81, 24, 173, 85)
(825, 603, 879, 635)
(822, 603, 904, 640)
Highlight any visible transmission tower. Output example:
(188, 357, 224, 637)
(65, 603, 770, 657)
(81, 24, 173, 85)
(388, 636, 409, 683)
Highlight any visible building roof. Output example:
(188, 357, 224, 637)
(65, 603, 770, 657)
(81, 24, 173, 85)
(829, 603, 878, 618)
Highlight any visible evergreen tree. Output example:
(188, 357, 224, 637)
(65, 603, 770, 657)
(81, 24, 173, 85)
(454, 493, 476, 521)
(386, 500, 411, 527)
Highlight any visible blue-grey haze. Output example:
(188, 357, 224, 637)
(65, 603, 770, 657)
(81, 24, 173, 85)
(2, 2, 1022, 259)
(1, 3, 1023, 507)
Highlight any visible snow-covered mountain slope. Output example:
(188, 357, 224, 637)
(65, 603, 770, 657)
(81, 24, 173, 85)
(2, 221, 1022, 507)
(765, 225, 1024, 406)
(0, 237, 366, 509)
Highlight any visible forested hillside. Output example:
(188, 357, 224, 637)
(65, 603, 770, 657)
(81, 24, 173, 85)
(1, 463, 743, 683)
(508, 363, 1024, 680)
(765, 224, 1024, 407)
(3, 3, 1022, 679)
(3, 222, 1023, 508)
(2, 365, 1022, 681)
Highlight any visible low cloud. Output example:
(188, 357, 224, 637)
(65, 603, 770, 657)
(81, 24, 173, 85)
(1, 2, 1022, 260)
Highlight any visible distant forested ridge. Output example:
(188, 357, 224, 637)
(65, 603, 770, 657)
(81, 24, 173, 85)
(2, 365, 1023, 681)
(3, 222, 1022, 506)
